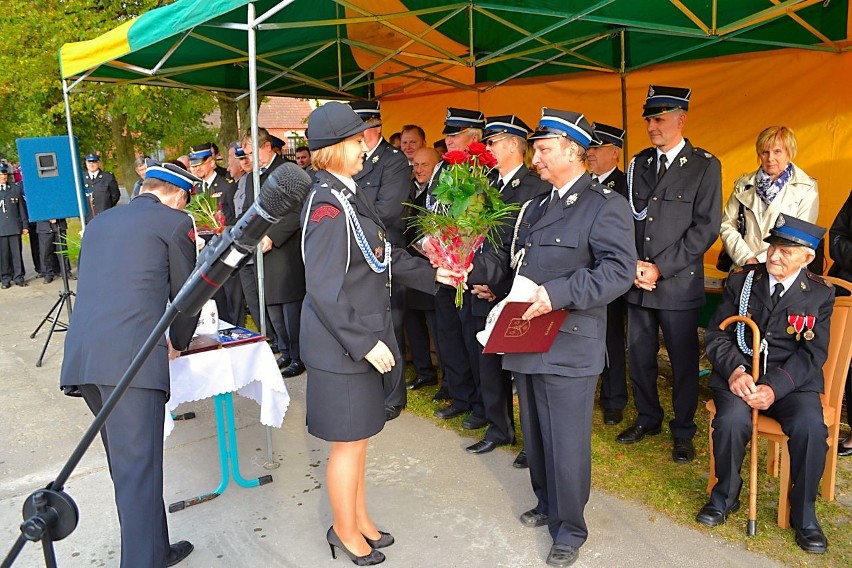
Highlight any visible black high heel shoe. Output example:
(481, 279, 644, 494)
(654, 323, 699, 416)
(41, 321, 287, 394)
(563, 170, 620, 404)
(363, 531, 394, 549)
(326, 527, 385, 566)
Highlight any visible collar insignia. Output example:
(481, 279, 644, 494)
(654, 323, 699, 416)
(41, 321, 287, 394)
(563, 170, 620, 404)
(371, 155, 379, 164)
(511, 178, 520, 188)
(679, 156, 688, 167)
(607, 180, 615, 188)
(646, 156, 653, 165)
(565, 193, 579, 207)
(800, 281, 807, 290)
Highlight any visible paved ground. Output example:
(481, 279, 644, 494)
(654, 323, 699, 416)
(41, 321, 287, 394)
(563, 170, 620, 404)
(0, 255, 782, 567)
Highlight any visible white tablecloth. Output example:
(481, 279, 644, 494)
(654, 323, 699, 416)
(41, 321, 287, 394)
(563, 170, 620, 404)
(165, 339, 290, 438)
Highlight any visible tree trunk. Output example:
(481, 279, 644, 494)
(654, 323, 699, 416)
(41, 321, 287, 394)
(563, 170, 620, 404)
(217, 93, 239, 151)
(238, 97, 252, 141)
(110, 109, 136, 195)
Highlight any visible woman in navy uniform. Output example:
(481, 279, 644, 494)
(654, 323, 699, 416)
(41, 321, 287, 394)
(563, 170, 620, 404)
(300, 102, 462, 565)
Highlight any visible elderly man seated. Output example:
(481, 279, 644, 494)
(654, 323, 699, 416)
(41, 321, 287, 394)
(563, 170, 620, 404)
(698, 214, 834, 554)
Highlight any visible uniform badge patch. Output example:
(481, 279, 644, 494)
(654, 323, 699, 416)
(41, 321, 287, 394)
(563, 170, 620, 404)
(565, 193, 578, 207)
(374, 246, 384, 259)
(679, 156, 688, 167)
(371, 155, 379, 164)
(187, 228, 196, 242)
(310, 205, 340, 223)
(512, 178, 520, 188)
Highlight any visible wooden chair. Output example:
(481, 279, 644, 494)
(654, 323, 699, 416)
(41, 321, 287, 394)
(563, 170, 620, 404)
(706, 277, 852, 528)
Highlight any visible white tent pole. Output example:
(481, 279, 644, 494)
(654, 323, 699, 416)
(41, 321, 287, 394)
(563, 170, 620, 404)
(62, 79, 87, 230)
(248, 1, 280, 471)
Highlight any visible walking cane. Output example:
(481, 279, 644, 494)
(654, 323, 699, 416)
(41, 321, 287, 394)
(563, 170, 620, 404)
(718, 315, 762, 536)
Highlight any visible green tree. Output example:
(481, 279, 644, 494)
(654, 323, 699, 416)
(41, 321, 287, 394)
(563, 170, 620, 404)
(0, 0, 219, 187)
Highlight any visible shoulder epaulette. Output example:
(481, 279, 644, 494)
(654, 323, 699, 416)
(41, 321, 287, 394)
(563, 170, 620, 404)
(729, 263, 759, 277)
(589, 182, 616, 198)
(692, 147, 714, 160)
(806, 272, 832, 288)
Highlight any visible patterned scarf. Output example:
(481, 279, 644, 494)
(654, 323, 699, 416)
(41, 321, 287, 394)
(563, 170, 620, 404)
(755, 162, 793, 205)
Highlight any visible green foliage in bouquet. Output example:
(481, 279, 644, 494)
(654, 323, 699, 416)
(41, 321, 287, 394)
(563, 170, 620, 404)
(185, 193, 225, 235)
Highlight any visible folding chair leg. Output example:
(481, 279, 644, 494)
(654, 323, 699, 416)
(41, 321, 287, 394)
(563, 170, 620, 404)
(777, 445, 792, 529)
(767, 440, 780, 477)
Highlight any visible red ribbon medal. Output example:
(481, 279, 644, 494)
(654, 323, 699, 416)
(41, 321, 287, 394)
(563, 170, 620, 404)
(787, 314, 805, 340)
(803, 314, 816, 341)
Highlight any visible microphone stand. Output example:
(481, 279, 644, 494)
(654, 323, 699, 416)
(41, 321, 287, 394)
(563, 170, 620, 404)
(30, 224, 74, 367)
(2, 303, 180, 568)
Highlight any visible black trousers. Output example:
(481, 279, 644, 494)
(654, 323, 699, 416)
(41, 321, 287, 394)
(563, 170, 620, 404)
(79, 384, 170, 568)
(516, 373, 596, 548)
(383, 281, 408, 408)
(600, 296, 628, 410)
(238, 263, 277, 344)
(710, 387, 827, 529)
(627, 304, 700, 439)
(28, 222, 41, 273)
(404, 308, 439, 381)
(433, 286, 477, 410)
(0, 234, 24, 283)
(268, 300, 302, 364)
(467, 311, 513, 443)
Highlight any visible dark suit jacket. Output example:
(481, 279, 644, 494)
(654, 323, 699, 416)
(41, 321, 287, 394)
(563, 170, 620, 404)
(0, 182, 28, 236)
(244, 154, 306, 304)
(60, 193, 199, 394)
(354, 139, 410, 247)
(598, 167, 627, 199)
(828, 190, 852, 283)
(705, 264, 834, 400)
(300, 170, 438, 374)
(625, 140, 722, 310)
(478, 173, 636, 377)
(469, 164, 550, 317)
(83, 169, 121, 215)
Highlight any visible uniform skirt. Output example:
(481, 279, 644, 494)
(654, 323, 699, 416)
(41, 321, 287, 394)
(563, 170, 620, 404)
(305, 366, 386, 442)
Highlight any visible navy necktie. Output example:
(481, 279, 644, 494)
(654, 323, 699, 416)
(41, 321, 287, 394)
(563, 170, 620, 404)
(657, 154, 668, 184)
(771, 282, 783, 306)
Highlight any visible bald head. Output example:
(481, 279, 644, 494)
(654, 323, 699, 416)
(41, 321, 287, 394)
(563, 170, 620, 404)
(412, 147, 441, 185)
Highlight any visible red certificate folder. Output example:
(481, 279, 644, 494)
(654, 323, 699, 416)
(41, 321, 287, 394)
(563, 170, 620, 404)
(180, 327, 267, 356)
(483, 302, 568, 354)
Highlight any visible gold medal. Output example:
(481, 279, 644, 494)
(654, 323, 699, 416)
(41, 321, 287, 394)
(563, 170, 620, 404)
(803, 329, 815, 341)
(786, 325, 795, 335)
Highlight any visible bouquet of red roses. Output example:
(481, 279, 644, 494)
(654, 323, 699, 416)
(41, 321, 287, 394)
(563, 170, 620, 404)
(410, 141, 518, 307)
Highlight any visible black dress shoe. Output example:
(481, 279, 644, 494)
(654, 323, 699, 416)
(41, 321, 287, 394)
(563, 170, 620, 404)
(513, 450, 528, 469)
(363, 530, 394, 549)
(616, 423, 662, 444)
(432, 386, 451, 401)
(281, 361, 306, 377)
(276, 356, 291, 369)
(166, 540, 194, 566)
(672, 437, 695, 463)
(546, 543, 579, 567)
(462, 414, 488, 429)
(793, 523, 828, 554)
(385, 405, 403, 421)
(695, 500, 740, 527)
(434, 404, 469, 419)
(1, 282, 10, 289)
(519, 508, 549, 528)
(43, 275, 54, 284)
(466, 439, 502, 454)
(14, 279, 27, 287)
(603, 408, 623, 425)
(838, 436, 852, 457)
(407, 376, 438, 390)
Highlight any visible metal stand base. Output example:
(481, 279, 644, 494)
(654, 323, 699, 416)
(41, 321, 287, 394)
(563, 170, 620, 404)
(168, 392, 272, 513)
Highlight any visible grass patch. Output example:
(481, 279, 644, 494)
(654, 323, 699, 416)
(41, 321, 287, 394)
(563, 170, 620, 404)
(402, 339, 852, 567)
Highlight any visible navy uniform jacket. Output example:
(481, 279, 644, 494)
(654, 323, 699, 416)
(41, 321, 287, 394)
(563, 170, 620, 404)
(625, 140, 722, 310)
(60, 193, 199, 394)
(354, 139, 410, 247)
(244, 154, 306, 305)
(300, 170, 438, 375)
(598, 167, 627, 199)
(479, 174, 636, 378)
(83, 169, 121, 215)
(203, 172, 238, 226)
(0, 181, 28, 236)
(705, 264, 834, 401)
(469, 165, 550, 318)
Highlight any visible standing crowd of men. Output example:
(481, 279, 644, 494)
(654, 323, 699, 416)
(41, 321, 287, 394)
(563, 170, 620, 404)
(26, 81, 843, 566)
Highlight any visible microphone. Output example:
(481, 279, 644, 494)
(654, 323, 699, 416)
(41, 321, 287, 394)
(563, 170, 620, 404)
(171, 162, 313, 316)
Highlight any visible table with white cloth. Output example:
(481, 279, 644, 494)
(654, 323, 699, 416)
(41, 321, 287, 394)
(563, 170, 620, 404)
(165, 330, 290, 512)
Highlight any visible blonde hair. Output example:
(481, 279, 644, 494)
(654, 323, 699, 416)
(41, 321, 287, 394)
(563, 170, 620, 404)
(756, 126, 797, 160)
(311, 139, 349, 173)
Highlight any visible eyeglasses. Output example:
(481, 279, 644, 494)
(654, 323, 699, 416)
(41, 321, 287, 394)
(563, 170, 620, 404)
(486, 136, 509, 147)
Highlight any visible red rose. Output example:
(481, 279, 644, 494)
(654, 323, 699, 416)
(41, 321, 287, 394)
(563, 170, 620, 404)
(479, 151, 498, 169)
(443, 150, 468, 165)
(467, 141, 486, 156)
